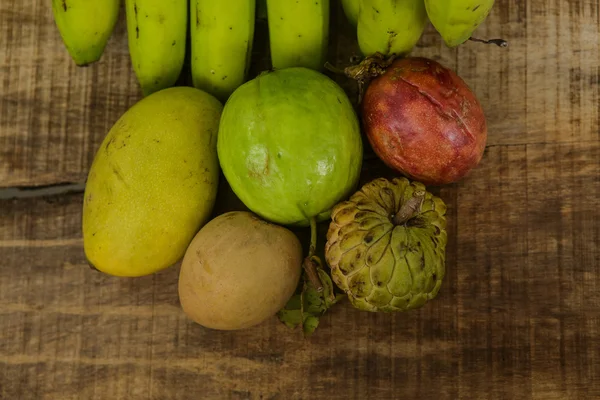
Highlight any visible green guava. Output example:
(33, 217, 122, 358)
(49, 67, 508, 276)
(217, 67, 363, 227)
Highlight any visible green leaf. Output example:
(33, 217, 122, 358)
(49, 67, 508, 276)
(317, 268, 343, 307)
(283, 292, 302, 310)
(277, 263, 347, 337)
(302, 282, 326, 314)
(303, 316, 320, 336)
(277, 300, 303, 329)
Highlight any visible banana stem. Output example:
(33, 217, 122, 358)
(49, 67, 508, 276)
(303, 217, 324, 292)
(393, 190, 426, 225)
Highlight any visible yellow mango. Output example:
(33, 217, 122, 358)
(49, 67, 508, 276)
(82, 87, 223, 277)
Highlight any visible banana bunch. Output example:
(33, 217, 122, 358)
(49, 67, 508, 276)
(51, 0, 120, 66)
(425, 0, 495, 47)
(266, 0, 330, 71)
(51, 0, 258, 101)
(51, 0, 499, 101)
(356, 0, 428, 57)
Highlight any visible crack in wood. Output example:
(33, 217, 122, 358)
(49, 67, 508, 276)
(0, 182, 85, 199)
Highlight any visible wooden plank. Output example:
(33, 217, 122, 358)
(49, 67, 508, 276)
(447, 0, 600, 147)
(1, 140, 598, 399)
(1, 1, 599, 188)
(0, 0, 140, 188)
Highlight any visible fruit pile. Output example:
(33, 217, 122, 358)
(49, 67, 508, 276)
(53, 0, 504, 336)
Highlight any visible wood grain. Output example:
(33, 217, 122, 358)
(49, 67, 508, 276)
(1, 0, 599, 187)
(1, 141, 598, 400)
(1, 0, 600, 399)
(0, 0, 140, 188)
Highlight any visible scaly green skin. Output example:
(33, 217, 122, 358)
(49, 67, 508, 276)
(83, 87, 223, 277)
(266, 0, 329, 71)
(125, 0, 187, 96)
(341, 0, 359, 27)
(217, 67, 363, 227)
(191, 0, 256, 102)
(51, 0, 120, 66)
(425, 0, 495, 47)
(325, 178, 447, 312)
(357, 0, 428, 57)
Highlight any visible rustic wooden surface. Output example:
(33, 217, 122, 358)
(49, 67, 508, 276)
(1, 0, 599, 399)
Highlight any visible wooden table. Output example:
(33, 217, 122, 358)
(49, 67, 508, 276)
(1, 1, 599, 399)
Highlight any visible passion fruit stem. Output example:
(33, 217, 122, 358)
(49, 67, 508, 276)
(303, 217, 324, 292)
(325, 53, 397, 104)
(342, 53, 397, 81)
(469, 37, 509, 48)
(393, 190, 426, 225)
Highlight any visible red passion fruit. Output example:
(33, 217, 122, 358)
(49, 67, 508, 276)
(361, 57, 487, 185)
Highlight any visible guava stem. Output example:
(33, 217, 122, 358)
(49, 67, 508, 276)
(393, 190, 426, 225)
(303, 217, 324, 292)
(308, 216, 318, 257)
(303, 257, 324, 293)
(469, 37, 508, 48)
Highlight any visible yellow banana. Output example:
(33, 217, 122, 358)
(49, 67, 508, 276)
(341, 0, 359, 27)
(191, 0, 256, 102)
(266, 0, 329, 71)
(425, 0, 495, 47)
(357, 0, 427, 57)
(51, 0, 120, 66)
(125, 0, 187, 96)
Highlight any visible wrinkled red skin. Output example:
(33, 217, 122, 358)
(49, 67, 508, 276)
(362, 57, 487, 186)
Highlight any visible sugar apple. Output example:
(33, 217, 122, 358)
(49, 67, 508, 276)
(324, 177, 447, 312)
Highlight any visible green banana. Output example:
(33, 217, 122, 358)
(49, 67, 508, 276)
(357, 0, 428, 57)
(191, 0, 256, 102)
(266, 0, 329, 71)
(341, 0, 359, 27)
(51, 0, 120, 66)
(425, 0, 495, 47)
(125, 0, 187, 96)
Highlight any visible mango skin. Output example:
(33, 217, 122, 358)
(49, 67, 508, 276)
(82, 86, 223, 277)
